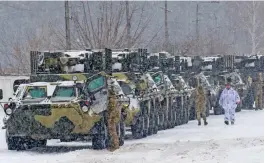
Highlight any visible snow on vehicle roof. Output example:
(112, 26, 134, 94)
(202, 56, 220, 62)
(28, 82, 51, 86)
(55, 81, 83, 86)
(248, 55, 263, 59)
(62, 50, 93, 58)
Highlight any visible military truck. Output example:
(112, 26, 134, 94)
(112, 72, 161, 139)
(1, 82, 57, 129)
(170, 74, 194, 125)
(4, 48, 129, 150)
(150, 71, 191, 130)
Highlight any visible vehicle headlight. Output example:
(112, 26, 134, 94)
(82, 106, 89, 112)
(5, 108, 12, 115)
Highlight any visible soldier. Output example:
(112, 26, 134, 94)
(219, 77, 240, 125)
(254, 73, 264, 110)
(189, 85, 208, 126)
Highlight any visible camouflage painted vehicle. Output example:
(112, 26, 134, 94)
(2, 82, 57, 129)
(5, 72, 126, 150)
(170, 74, 194, 124)
(112, 72, 161, 139)
(151, 72, 193, 129)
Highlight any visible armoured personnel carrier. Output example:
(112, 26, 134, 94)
(112, 72, 161, 139)
(4, 49, 127, 150)
(170, 74, 194, 125)
(150, 71, 192, 129)
(1, 82, 56, 129)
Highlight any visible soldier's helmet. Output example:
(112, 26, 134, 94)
(227, 77, 232, 84)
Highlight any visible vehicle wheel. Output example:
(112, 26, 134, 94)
(92, 119, 107, 150)
(131, 116, 144, 139)
(206, 100, 210, 117)
(184, 107, 189, 124)
(214, 104, 222, 115)
(92, 134, 107, 150)
(6, 129, 27, 150)
(175, 108, 180, 126)
(158, 112, 165, 130)
(142, 115, 148, 137)
(119, 120, 125, 146)
(163, 112, 168, 129)
(147, 114, 155, 136)
(153, 114, 158, 134)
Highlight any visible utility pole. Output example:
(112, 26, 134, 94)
(194, 1, 219, 55)
(126, 1, 131, 48)
(195, 2, 199, 55)
(160, 1, 171, 51)
(165, 1, 169, 49)
(65, 0, 71, 50)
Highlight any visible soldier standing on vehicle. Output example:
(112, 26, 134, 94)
(189, 85, 208, 126)
(254, 73, 264, 110)
(219, 77, 240, 125)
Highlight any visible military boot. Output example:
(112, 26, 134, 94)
(224, 121, 229, 125)
(198, 121, 201, 126)
(231, 121, 234, 125)
(204, 121, 208, 126)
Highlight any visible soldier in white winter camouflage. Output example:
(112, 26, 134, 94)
(219, 77, 240, 125)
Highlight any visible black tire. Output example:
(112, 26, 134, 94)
(119, 120, 125, 146)
(131, 116, 144, 139)
(153, 115, 158, 134)
(213, 104, 223, 115)
(163, 112, 168, 130)
(6, 129, 27, 150)
(158, 112, 165, 130)
(147, 113, 155, 136)
(142, 116, 148, 138)
(6, 136, 19, 150)
(92, 134, 107, 150)
(92, 119, 107, 150)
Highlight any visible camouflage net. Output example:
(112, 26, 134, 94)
(107, 88, 120, 151)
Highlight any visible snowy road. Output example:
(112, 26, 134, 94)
(0, 110, 263, 163)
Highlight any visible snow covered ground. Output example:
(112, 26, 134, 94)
(0, 110, 263, 163)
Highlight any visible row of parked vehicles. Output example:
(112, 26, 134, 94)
(0, 48, 259, 150)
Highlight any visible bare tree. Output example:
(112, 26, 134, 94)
(69, 1, 152, 49)
(231, 1, 264, 55)
(0, 21, 58, 74)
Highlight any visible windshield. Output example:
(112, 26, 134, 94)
(23, 86, 47, 99)
(152, 73, 162, 85)
(119, 81, 133, 95)
(88, 76, 105, 92)
(53, 86, 75, 97)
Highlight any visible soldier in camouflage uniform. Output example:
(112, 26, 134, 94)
(254, 72, 264, 110)
(189, 85, 208, 126)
